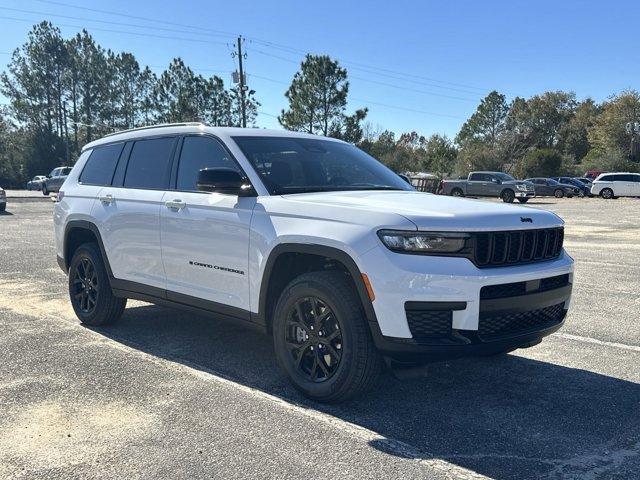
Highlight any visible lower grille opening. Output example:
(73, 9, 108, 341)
(406, 310, 452, 341)
(478, 302, 566, 339)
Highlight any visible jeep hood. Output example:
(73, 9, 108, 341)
(280, 191, 563, 231)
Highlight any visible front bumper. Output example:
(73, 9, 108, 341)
(515, 191, 535, 198)
(359, 244, 574, 363)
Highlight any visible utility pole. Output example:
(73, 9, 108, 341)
(232, 36, 247, 128)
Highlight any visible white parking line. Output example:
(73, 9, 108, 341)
(553, 332, 640, 352)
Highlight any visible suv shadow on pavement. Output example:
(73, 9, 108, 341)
(89, 303, 640, 480)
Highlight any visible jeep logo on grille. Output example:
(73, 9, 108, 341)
(520, 217, 533, 223)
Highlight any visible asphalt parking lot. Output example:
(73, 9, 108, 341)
(1, 195, 638, 479)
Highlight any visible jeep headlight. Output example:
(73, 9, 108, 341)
(516, 184, 527, 191)
(377, 230, 468, 254)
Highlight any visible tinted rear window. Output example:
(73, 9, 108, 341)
(124, 137, 175, 189)
(80, 143, 124, 185)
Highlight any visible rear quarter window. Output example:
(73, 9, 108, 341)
(79, 143, 125, 185)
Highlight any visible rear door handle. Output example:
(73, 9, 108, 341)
(165, 199, 186, 211)
(99, 194, 114, 204)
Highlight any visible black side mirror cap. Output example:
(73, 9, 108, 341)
(398, 173, 412, 184)
(196, 167, 255, 196)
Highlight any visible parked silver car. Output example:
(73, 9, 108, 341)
(26, 175, 47, 191)
(42, 167, 72, 195)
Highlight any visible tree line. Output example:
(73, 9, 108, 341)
(1, 21, 638, 188)
(0, 21, 258, 186)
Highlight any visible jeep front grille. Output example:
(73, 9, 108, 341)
(471, 227, 564, 268)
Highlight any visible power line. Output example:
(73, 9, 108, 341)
(248, 38, 497, 94)
(31, 0, 238, 36)
(247, 74, 466, 120)
(32, 0, 499, 97)
(251, 49, 487, 97)
(0, 15, 228, 45)
(0, 6, 235, 39)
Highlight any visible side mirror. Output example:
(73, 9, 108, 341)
(196, 168, 254, 196)
(398, 173, 412, 184)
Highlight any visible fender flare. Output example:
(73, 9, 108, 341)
(63, 220, 114, 282)
(256, 243, 378, 328)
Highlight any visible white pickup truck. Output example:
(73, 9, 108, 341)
(54, 124, 574, 402)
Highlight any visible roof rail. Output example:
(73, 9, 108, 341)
(102, 122, 206, 138)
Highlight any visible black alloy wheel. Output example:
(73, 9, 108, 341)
(285, 296, 343, 383)
(71, 257, 99, 314)
(68, 243, 126, 326)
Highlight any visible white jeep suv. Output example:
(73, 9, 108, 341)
(54, 123, 574, 402)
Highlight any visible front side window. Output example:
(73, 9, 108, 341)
(124, 137, 175, 190)
(233, 136, 413, 195)
(176, 136, 239, 191)
(80, 143, 124, 186)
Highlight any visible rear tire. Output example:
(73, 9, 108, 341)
(501, 189, 515, 203)
(0, 204, 5, 212)
(272, 271, 383, 403)
(42, 185, 48, 196)
(600, 188, 614, 199)
(554, 189, 564, 198)
(451, 188, 464, 197)
(68, 243, 126, 326)
(517, 198, 529, 203)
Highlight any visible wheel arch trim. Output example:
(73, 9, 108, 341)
(256, 243, 379, 329)
(63, 220, 114, 283)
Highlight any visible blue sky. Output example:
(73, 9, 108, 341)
(0, 0, 638, 138)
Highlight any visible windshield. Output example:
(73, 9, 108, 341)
(232, 136, 414, 195)
(494, 173, 516, 182)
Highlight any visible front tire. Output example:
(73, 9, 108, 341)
(554, 189, 564, 198)
(600, 188, 614, 199)
(273, 271, 382, 403)
(68, 243, 126, 326)
(42, 185, 49, 196)
(517, 198, 529, 203)
(501, 189, 515, 203)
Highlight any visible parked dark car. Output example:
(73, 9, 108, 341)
(0, 186, 6, 212)
(575, 177, 593, 187)
(525, 178, 580, 198)
(551, 177, 591, 197)
(42, 167, 72, 195)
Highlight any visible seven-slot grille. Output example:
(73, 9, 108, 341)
(471, 227, 563, 267)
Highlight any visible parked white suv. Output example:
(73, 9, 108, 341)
(590, 172, 640, 199)
(54, 123, 574, 402)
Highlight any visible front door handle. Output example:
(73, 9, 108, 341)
(165, 199, 186, 211)
(99, 194, 114, 204)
